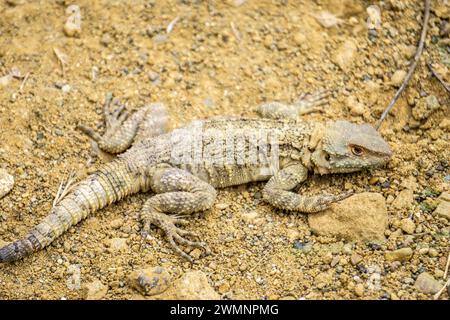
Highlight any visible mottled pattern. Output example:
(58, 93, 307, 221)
(0, 94, 392, 263)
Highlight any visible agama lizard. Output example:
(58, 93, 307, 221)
(0, 91, 392, 263)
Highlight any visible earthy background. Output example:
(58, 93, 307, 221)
(0, 0, 448, 299)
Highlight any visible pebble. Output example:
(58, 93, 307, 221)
(412, 95, 441, 121)
(428, 248, 439, 257)
(400, 218, 415, 234)
(333, 39, 357, 71)
(392, 189, 414, 210)
(350, 253, 362, 266)
(109, 218, 123, 229)
(390, 70, 407, 87)
(0, 74, 12, 87)
(0, 169, 14, 199)
(172, 271, 220, 300)
(434, 201, 450, 220)
(215, 203, 230, 210)
(128, 266, 171, 296)
(354, 283, 364, 297)
(82, 279, 108, 300)
(64, 5, 82, 37)
(414, 272, 442, 295)
(385, 247, 413, 262)
(347, 96, 365, 116)
(107, 238, 128, 252)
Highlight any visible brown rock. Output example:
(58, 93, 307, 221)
(414, 272, 442, 295)
(82, 279, 108, 300)
(434, 201, 450, 220)
(392, 189, 414, 210)
(400, 218, 415, 234)
(173, 271, 220, 300)
(308, 193, 388, 242)
(385, 247, 413, 262)
(129, 266, 171, 296)
(333, 39, 357, 71)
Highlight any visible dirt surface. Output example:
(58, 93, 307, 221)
(0, 0, 449, 300)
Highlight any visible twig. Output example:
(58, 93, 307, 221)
(375, 0, 430, 130)
(18, 72, 30, 92)
(428, 62, 450, 94)
(166, 16, 180, 34)
(433, 277, 450, 300)
(53, 47, 68, 78)
(444, 251, 450, 279)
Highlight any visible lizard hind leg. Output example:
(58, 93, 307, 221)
(140, 166, 217, 263)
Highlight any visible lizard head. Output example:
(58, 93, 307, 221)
(311, 120, 392, 174)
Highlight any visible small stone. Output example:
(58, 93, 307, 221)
(350, 253, 362, 266)
(64, 5, 82, 37)
(414, 272, 442, 295)
(215, 203, 229, 210)
(172, 271, 220, 300)
(347, 96, 366, 116)
(333, 39, 357, 71)
(434, 201, 450, 220)
(354, 283, 364, 297)
(392, 189, 414, 210)
(128, 266, 171, 296)
(428, 248, 439, 257)
(400, 218, 415, 234)
(293, 241, 313, 253)
(390, 70, 407, 87)
(412, 95, 441, 121)
(82, 279, 108, 300)
(100, 33, 111, 46)
(110, 218, 123, 229)
(308, 193, 388, 242)
(0, 169, 14, 199)
(108, 238, 128, 251)
(418, 248, 429, 255)
(0, 74, 12, 87)
(385, 247, 413, 262)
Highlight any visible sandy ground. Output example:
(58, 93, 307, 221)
(0, 0, 449, 300)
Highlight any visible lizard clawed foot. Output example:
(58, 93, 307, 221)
(294, 88, 330, 115)
(141, 212, 210, 263)
(77, 93, 129, 143)
(300, 189, 354, 212)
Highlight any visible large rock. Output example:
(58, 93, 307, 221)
(82, 279, 108, 300)
(129, 266, 171, 296)
(414, 272, 442, 295)
(157, 271, 220, 300)
(308, 193, 388, 242)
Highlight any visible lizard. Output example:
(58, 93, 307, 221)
(0, 91, 392, 263)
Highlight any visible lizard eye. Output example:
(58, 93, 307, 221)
(324, 153, 331, 161)
(350, 145, 364, 156)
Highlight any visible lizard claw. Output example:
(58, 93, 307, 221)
(294, 88, 330, 115)
(141, 213, 209, 263)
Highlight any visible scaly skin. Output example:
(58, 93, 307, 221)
(0, 91, 392, 263)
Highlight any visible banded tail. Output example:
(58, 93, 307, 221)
(0, 160, 146, 263)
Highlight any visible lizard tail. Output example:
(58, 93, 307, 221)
(0, 160, 147, 263)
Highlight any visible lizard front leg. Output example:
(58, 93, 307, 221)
(257, 89, 329, 120)
(78, 93, 168, 154)
(140, 165, 217, 262)
(262, 163, 352, 213)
